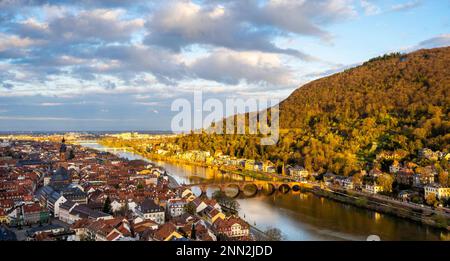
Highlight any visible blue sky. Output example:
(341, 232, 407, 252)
(0, 0, 449, 131)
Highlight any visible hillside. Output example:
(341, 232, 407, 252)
(174, 47, 450, 176)
(280, 47, 449, 130)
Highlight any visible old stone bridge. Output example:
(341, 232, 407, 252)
(179, 180, 314, 198)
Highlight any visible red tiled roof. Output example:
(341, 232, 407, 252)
(153, 222, 177, 241)
(106, 231, 121, 241)
(214, 216, 248, 230)
(23, 203, 42, 214)
(71, 218, 93, 229)
(133, 220, 158, 234)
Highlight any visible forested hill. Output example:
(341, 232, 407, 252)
(174, 47, 449, 176)
(280, 47, 449, 130)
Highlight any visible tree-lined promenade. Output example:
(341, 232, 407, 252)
(99, 136, 294, 183)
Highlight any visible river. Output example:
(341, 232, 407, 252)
(81, 142, 448, 241)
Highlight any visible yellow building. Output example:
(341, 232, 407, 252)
(206, 209, 226, 224)
(424, 184, 450, 200)
(154, 223, 184, 241)
(364, 184, 384, 194)
(445, 153, 450, 161)
(0, 210, 9, 224)
(163, 231, 183, 241)
(137, 169, 152, 175)
(181, 189, 197, 202)
(206, 156, 215, 165)
(244, 160, 255, 171)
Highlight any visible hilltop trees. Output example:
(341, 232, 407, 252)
(99, 48, 449, 179)
(173, 47, 449, 176)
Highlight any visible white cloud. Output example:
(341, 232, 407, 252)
(134, 94, 151, 100)
(189, 48, 295, 86)
(390, 1, 421, 12)
(135, 102, 160, 106)
(411, 34, 450, 50)
(360, 0, 381, 15)
(39, 102, 64, 106)
(0, 33, 36, 51)
(16, 8, 144, 44)
(145, 0, 354, 57)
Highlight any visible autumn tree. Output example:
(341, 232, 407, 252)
(438, 171, 449, 186)
(426, 193, 438, 207)
(377, 174, 394, 193)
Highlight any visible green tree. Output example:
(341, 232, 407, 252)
(115, 202, 129, 217)
(103, 197, 112, 214)
(212, 191, 240, 212)
(264, 227, 284, 241)
(184, 202, 197, 215)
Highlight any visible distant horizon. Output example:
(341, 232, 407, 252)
(0, 130, 174, 135)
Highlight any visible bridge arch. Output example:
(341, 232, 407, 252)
(224, 184, 240, 198)
(242, 183, 258, 197)
(180, 179, 307, 198)
(189, 185, 206, 197)
(278, 183, 291, 194)
(260, 183, 276, 196)
(291, 184, 301, 192)
(204, 184, 221, 198)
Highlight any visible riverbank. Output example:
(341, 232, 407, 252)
(308, 186, 450, 232)
(98, 141, 450, 232)
(150, 153, 449, 232)
(91, 140, 449, 240)
(145, 152, 450, 232)
(220, 205, 271, 241)
(150, 155, 276, 181)
(98, 142, 283, 182)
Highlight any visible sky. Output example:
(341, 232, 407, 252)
(0, 0, 449, 132)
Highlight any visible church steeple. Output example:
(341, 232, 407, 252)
(59, 137, 67, 162)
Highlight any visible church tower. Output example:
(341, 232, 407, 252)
(51, 137, 71, 190)
(58, 137, 70, 170)
(59, 137, 67, 162)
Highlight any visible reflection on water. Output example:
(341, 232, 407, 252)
(82, 142, 448, 241)
(237, 193, 446, 241)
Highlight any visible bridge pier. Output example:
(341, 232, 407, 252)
(180, 180, 305, 198)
